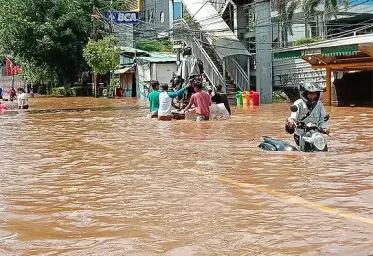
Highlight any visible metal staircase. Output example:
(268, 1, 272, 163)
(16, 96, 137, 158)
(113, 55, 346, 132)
(173, 0, 251, 103)
(173, 20, 250, 103)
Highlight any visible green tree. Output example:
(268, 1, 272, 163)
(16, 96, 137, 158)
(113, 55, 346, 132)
(83, 36, 120, 97)
(136, 39, 173, 52)
(302, 0, 349, 38)
(113, 0, 132, 10)
(0, 0, 132, 95)
(272, 0, 349, 44)
(0, 0, 99, 94)
(20, 60, 58, 85)
(272, 0, 298, 46)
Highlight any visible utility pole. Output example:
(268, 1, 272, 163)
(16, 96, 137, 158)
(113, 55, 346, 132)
(92, 6, 100, 98)
(255, 0, 273, 104)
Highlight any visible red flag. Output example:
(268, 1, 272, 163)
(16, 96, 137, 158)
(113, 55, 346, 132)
(6, 57, 13, 76)
(16, 65, 22, 74)
(5, 57, 22, 76)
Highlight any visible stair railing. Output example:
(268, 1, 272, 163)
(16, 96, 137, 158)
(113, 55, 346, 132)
(226, 56, 250, 91)
(173, 19, 225, 91)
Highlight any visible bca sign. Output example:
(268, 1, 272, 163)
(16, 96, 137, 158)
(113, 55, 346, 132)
(105, 11, 139, 24)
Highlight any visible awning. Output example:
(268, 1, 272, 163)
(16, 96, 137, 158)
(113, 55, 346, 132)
(114, 65, 134, 74)
(273, 34, 373, 60)
(181, 0, 250, 58)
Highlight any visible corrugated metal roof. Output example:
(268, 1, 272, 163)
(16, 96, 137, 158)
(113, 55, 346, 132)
(120, 47, 149, 56)
(135, 52, 176, 63)
(274, 34, 373, 53)
(114, 65, 134, 74)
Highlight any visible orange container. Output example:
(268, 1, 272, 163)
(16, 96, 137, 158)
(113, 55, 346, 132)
(242, 91, 250, 106)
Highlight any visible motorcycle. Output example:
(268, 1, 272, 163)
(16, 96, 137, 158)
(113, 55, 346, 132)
(259, 105, 330, 152)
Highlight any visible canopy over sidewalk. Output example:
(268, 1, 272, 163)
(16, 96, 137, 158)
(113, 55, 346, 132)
(274, 34, 373, 105)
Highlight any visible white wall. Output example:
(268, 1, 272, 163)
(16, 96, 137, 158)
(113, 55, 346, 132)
(136, 62, 151, 99)
(152, 63, 177, 84)
(135, 62, 177, 99)
(287, 23, 306, 42)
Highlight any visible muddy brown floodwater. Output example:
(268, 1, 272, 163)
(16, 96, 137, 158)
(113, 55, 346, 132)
(0, 97, 373, 256)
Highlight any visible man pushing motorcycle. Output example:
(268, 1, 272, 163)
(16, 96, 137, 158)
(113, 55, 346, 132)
(286, 82, 330, 146)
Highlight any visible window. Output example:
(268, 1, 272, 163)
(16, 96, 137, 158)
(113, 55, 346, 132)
(160, 11, 165, 23)
(173, 2, 182, 20)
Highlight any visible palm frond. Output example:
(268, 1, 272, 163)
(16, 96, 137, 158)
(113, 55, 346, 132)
(302, 0, 319, 19)
(324, 0, 338, 19)
(342, 0, 350, 9)
(287, 0, 298, 35)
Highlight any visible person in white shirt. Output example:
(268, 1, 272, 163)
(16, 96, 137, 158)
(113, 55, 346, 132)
(17, 88, 29, 109)
(286, 82, 329, 145)
(158, 84, 190, 121)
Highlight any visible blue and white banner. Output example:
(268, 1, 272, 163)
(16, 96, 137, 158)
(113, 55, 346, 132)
(105, 11, 139, 24)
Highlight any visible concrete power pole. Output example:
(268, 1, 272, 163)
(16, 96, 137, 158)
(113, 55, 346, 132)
(92, 6, 100, 98)
(255, 0, 273, 104)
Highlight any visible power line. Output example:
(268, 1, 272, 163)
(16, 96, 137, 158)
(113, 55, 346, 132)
(95, 0, 373, 34)
(95, 1, 373, 46)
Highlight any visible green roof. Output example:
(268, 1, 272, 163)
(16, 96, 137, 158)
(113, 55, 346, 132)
(135, 52, 176, 63)
(321, 45, 358, 56)
(273, 34, 373, 60)
(274, 50, 302, 60)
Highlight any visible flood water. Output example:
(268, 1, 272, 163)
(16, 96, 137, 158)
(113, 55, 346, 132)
(1, 97, 373, 255)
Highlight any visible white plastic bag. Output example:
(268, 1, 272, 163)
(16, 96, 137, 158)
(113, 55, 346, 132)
(210, 103, 230, 119)
(185, 109, 197, 120)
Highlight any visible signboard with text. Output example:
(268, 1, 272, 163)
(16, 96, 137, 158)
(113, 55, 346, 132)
(105, 11, 139, 24)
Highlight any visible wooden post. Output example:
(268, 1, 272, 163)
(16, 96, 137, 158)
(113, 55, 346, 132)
(325, 67, 332, 106)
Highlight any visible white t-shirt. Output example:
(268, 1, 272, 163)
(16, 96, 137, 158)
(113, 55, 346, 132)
(158, 91, 172, 117)
(18, 92, 29, 107)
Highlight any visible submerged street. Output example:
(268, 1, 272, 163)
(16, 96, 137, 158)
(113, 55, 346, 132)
(0, 97, 373, 255)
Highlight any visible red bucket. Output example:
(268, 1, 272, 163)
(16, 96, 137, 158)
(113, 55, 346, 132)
(249, 91, 260, 106)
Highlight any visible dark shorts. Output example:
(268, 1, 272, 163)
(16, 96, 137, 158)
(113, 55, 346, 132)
(158, 116, 172, 121)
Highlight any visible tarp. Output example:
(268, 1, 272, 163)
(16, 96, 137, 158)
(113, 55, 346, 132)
(114, 65, 134, 74)
(176, 56, 200, 80)
(181, 0, 250, 58)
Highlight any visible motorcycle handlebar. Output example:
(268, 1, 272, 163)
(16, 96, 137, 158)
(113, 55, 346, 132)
(296, 122, 327, 134)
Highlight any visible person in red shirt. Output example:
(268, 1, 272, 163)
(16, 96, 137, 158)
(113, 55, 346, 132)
(184, 80, 211, 121)
(8, 87, 16, 102)
(0, 102, 8, 112)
